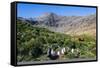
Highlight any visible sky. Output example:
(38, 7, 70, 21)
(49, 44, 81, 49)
(17, 3, 96, 18)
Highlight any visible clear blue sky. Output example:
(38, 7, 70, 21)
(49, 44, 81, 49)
(17, 3, 96, 18)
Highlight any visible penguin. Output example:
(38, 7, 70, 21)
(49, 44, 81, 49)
(61, 47, 66, 55)
(47, 48, 59, 60)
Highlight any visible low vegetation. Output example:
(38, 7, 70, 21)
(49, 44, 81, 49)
(17, 20, 96, 62)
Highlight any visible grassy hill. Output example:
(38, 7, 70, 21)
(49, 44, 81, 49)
(17, 20, 96, 62)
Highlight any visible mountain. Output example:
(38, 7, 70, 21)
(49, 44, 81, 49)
(18, 13, 96, 36)
(17, 13, 96, 61)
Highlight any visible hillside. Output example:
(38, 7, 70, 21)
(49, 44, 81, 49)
(17, 20, 96, 62)
(18, 13, 96, 36)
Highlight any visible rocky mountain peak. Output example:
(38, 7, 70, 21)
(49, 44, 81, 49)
(17, 13, 96, 36)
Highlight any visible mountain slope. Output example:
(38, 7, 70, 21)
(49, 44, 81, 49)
(18, 13, 96, 36)
(17, 20, 96, 62)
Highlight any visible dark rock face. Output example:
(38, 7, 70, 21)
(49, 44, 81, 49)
(34, 13, 61, 27)
(18, 13, 96, 35)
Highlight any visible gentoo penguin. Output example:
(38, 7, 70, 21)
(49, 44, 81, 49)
(47, 48, 59, 60)
(61, 47, 66, 55)
(71, 48, 74, 53)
